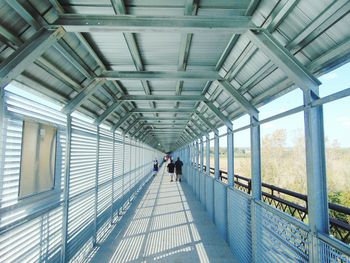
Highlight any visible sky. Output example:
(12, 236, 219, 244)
(218, 62, 350, 148)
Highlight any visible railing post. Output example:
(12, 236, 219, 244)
(227, 125, 234, 187)
(214, 129, 220, 181)
(250, 114, 262, 263)
(304, 89, 329, 262)
(61, 114, 72, 263)
(93, 125, 100, 246)
(111, 131, 115, 224)
(206, 134, 210, 177)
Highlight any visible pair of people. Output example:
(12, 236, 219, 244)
(167, 157, 183, 182)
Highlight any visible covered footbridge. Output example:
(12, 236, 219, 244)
(0, 0, 350, 262)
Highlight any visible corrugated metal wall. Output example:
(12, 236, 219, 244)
(0, 89, 162, 262)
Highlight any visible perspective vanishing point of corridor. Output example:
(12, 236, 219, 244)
(91, 163, 236, 263)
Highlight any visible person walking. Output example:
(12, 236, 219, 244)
(167, 159, 175, 182)
(153, 159, 159, 176)
(175, 157, 183, 182)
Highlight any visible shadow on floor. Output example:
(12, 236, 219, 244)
(89, 167, 236, 263)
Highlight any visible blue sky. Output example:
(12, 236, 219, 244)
(223, 62, 350, 148)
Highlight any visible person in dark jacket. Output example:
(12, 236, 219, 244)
(175, 157, 183, 182)
(153, 159, 159, 176)
(167, 159, 175, 182)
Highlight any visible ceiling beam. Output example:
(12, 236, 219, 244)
(0, 28, 64, 89)
(110, 0, 156, 112)
(120, 95, 205, 101)
(123, 118, 141, 135)
(62, 80, 105, 114)
(95, 100, 124, 124)
(174, 0, 198, 108)
(112, 111, 133, 131)
(98, 70, 221, 80)
(130, 123, 146, 137)
(141, 117, 190, 121)
(195, 111, 216, 130)
(131, 108, 194, 113)
(286, 0, 350, 54)
(51, 14, 256, 33)
(204, 101, 232, 130)
(217, 80, 258, 117)
(246, 30, 320, 93)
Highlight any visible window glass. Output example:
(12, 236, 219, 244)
(234, 129, 251, 179)
(19, 120, 57, 198)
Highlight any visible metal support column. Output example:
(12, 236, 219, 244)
(214, 129, 220, 180)
(251, 115, 261, 199)
(186, 145, 190, 181)
(206, 134, 210, 176)
(0, 88, 5, 191)
(250, 114, 261, 263)
(111, 131, 115, 224)
(227, 125, 234, 187)
(195, 140, 200, 196)
(304, 90, 329, 262)
(200, 138, 204, 175)
(121, 133, 126, 212)
(128, 137, 132, 202)
(61, 114, 72, 262)
(200, 137, 205, 202)
(93, 125, 100, 246)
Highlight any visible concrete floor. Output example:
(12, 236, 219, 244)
(90, 164, 236, 263)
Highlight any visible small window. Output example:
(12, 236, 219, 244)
(19, 120, 57, 198)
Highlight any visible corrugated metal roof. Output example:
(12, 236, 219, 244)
(1, 0, 350, 152)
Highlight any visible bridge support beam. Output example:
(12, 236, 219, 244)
(200, 138, 204, 176)
(214, 129, 220, 180)
(206, 134, 211, 177)
(111, 132, 115, 224)
(250, 114, 262, 263)
(304, 90, 329, 262)
(251, 115, 262, 199)
(195, 140, 200, 196)
(227, 125, 234, 187)
(186, 145, 190, 182)
(61, 114, 72, 262)
(93, 126, 100, 246)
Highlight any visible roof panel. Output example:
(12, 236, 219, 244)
(86, 32, 134, 68)
(188, 32, 232, 68)
(135, 33, 181, 66)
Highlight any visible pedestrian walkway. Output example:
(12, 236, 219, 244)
(90, 163, 236, 263)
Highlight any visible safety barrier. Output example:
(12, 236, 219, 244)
(182, 162, 350, 262)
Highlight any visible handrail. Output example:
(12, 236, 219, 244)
(192, 163, 350, 244)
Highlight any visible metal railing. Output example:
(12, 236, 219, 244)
(193, 163, 350, 244)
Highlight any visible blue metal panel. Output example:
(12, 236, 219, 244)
(227, 187, 252, 263)
(255, 201, 310, 262)
(205, 175, 214, 221)
(318, 234, 350, 262)
(214, 179, 227, 241)
(196, 169, 200, 199)
(200, 174, 206, 205)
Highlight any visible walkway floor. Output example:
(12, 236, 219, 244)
(90, 163, 235, 263)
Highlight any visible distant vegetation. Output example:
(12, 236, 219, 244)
(209, 129, 350, 224)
